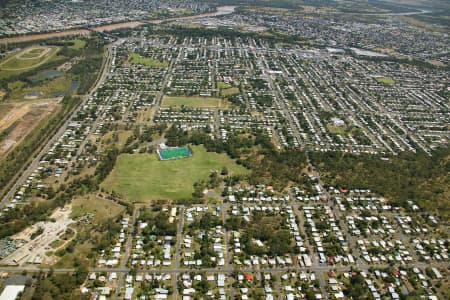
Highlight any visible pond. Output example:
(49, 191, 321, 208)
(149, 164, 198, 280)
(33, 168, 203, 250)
(29, 69, 63, 83)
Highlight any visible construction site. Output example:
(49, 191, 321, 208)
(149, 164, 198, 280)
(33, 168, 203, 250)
(0, 97, 61, 156)
(0, 205, 75, 266)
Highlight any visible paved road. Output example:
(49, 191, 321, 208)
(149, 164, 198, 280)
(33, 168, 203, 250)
(0, 9, 228, 204)
(1, 29, 447, 300)
(115, 206, 140, 300)
(59, 42, 118, 182)
(1, 261, 448, 275)
(172, 207, 184, 300)
(291, 201, 329, 297)
(0, 6, 237, 44)
(0, 42, 114, 208)
(221, 202, 235, 300)
(147, 44, 179, 118)
(250, 51, 447, 299)
(259, 50, 304, 148)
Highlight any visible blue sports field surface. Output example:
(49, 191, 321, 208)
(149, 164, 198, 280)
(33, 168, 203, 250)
(158, 147, 191, 160)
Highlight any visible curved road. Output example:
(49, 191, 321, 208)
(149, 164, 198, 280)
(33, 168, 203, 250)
(0, 42, 114, 208)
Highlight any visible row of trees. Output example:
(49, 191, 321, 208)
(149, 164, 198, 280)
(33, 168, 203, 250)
(70, 35, 106, 94)
(0, 35, 105, 97)
(0, 96, 80, 196)
(310, 147, 450, 217)
(166, 125, 308, 191)
(241, 212, 296, 256)
(0, 175, 97, 239)
(0, 36, 106, 197)
(0, 144, 128, 240)
(139, 208, 177, 236)
(109, 23, 308, 46)
(31, 266, 89, 300)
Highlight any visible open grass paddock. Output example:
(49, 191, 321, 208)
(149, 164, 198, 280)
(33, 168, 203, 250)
(375, 77, 395, 84)
(161, 96, 225, 108)
(102, 145, 249, 201)
(129, 53, 168, 68)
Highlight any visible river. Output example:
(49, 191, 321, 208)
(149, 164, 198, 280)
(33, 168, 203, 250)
(0, 6, 236, 44)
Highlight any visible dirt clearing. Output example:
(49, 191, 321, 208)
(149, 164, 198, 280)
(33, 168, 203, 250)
(1, 206, 74, 266)
(0, 98, 60, 156)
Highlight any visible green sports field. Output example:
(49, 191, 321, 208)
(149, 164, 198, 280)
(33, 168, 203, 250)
(375, 77, 395, 84)
(102, 145, 249, 201)
(158, 147, 191, 160)
(220, 87, 240, 96)
(217, 82, 232, 89)
(68, 39, 86, 50)
(129, 53, 169, 68)
(161, 96, 225, 108)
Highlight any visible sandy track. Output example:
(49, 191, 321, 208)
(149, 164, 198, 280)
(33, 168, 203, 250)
(0, 29, 90, 44)
(0, 103, 29, 130)
(0, 99, 57, 130)
(0, 99, 60, 156)
(0, 46, 59, 71)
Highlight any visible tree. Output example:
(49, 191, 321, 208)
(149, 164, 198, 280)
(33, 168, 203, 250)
(192, 181, 205, 200)
(209, 171, 221, 188)
(221, 166, 229, 176)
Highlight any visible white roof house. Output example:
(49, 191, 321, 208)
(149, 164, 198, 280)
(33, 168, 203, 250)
(0, 285, 26, 300)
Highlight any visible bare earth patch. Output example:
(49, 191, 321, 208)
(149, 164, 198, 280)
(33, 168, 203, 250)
(1, 206, 74, 266)
(0, 98, 60, 156)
